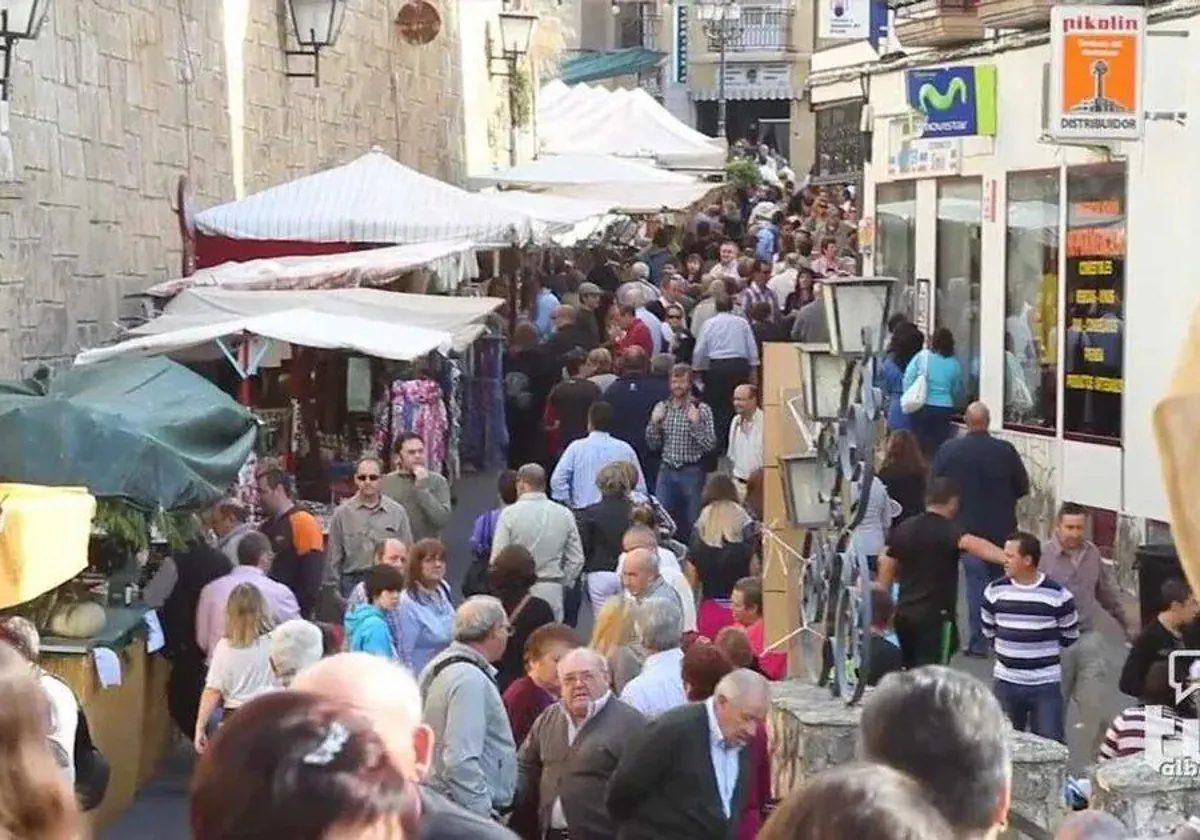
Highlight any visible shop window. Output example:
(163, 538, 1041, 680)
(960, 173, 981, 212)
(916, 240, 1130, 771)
(935, 178, 982, 407)
(1063, 163, 1126, 444)
(875, 182, 916, 317)
(1003, 170, 1060, 433)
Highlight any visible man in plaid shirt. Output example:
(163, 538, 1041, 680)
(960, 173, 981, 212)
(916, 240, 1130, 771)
(645, 364, 715, 541)
(739, 259, 779, 322)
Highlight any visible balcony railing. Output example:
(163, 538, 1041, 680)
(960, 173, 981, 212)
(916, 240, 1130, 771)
(705, 6, 794, 53)
(975, 0, 1052, 29)
(889, 0, 984, 48)
(618, 11, 662, 49)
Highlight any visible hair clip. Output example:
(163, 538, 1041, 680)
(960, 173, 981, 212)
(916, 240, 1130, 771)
(303, 720, 351, 766)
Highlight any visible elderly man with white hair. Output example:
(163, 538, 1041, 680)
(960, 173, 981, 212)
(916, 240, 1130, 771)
(419, 595, 518, 819)
(619, 598, 687, 718)
(617, 527, 696, 632)
(292, 651, 518, 838)
(267, 619, 324, 686)
(608, 668, 771, 839)
(619, 271, 666, 353)
(516, 647, 646, 840)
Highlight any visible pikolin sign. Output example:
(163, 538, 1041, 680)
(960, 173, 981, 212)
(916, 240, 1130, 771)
(1049, 6, 1145, 142)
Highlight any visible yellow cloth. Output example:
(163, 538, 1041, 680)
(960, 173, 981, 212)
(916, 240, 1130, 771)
(0, 484, 95, 608)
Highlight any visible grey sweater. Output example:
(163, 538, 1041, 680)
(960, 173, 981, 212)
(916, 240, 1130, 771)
(516, 697, 646, 840)
(380, 471, 452, 542)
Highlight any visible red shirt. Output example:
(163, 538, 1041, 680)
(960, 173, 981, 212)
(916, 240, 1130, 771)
(745, 619, 787, 680)
(614, 318, 654, 356)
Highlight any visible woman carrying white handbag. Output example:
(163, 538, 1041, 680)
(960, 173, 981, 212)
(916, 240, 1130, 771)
(901, 327, 966, 457)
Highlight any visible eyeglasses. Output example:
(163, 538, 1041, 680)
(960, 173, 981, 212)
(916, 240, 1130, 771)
(356, 474, 380, 482)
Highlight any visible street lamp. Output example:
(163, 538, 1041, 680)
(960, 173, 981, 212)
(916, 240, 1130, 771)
(489, 10, 538, 167)
(797, 344, 846, 423)
(284, 0, 350, 87)
(820, 276, 897, 356)
(0, 0, 53, 182)
(697, 0, 741, 141)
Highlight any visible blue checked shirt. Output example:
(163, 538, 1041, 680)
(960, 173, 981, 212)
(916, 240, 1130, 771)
(739, 281, 779, 321)
(550, 432, 647, 509)
(645, 400, 716, 469)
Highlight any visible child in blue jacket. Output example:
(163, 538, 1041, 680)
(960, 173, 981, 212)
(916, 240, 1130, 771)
(344, 564, 405, 659)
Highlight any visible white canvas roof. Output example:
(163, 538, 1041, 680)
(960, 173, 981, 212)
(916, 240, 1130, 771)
(142, 241, 476, 298)
(195, 148, 535, 246)
(75, 310, 456, 367)
(538, 85, 726, 169)
(476, 153, 694, 189)
(545, 181, 720, 214)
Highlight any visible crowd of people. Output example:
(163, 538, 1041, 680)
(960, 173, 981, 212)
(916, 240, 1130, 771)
(0, 174, 1190, 839)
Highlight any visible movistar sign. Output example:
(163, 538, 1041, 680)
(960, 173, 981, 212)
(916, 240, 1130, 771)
(905, 65, 998, 138)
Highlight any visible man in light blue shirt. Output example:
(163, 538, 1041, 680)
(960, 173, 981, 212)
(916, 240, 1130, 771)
(693, 295, 759, 454)
(550, 401, 646, 509)
(533, 280, 561, 339)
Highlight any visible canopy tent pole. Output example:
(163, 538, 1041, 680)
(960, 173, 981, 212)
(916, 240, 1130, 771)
(214, 332, 272, 406)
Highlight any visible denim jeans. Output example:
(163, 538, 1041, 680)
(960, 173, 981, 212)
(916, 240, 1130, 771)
(655, 464, 705, 543)
(994, 680, 1065, 743)
(963, 553, 1003, 653)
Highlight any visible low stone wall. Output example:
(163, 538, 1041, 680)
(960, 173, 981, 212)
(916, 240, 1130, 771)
(768, 680, 1071, 837)
(1093, 755, 1200, 836)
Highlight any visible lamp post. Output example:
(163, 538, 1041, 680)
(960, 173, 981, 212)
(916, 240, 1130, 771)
(778, 276, 897, 704)
(697, 0, 741, 142)
(0, 0, 53, 182)
(491, 10, 537, 167)
(284, 0, 350, 87)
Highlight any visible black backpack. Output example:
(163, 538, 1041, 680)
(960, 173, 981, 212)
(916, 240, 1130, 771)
(419, 655, 494, 706)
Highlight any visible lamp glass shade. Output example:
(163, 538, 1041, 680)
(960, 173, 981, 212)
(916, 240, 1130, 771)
(288, 0, 349, 48)
(697, 1, 741, 22)
(779, 452, 834, 529)
(820, 276, 896, 356)
(0, 0, 52, 39)
(498, 11, 537, 54)
(797, 343, 844, 422)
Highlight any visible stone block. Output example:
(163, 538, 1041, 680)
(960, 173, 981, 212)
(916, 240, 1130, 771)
(1092, 755, 1200, 836)
(768, 679, 1072, 838)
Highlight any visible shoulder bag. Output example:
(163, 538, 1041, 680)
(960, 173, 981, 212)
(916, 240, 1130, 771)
(901, 349, 930, 415)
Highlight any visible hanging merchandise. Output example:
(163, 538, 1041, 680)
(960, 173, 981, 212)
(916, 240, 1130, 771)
(444, 358, 464, 482)
(373, 378, 450, 475)
(461, 334, 507, 470)
(235, 452, 260, 518)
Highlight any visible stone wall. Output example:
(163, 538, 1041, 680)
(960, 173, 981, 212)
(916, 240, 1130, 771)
(0, 0, 466, 377)
(0, 0, 233, 377)
(240, 0, 465, 191)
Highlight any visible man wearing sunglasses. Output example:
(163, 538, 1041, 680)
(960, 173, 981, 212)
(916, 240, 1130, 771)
(327, 456, 413, 600)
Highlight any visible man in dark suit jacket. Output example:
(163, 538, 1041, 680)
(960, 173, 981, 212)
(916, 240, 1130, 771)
(930, 401, 1030, 657)
(606, 669, 771, 840)
(604, 347, 670, 488)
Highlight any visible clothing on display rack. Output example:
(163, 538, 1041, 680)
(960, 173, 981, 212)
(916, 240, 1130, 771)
(461, 334, 507, 470)
(370, 377, 450, 475)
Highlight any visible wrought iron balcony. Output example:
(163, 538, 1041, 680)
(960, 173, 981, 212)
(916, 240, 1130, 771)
(617, 5, 662, 50)
(889, 0, 984, 48)
(704, 6, 794, 53)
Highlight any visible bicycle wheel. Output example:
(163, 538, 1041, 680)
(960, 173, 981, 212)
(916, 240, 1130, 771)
(831, 555, 873, 705)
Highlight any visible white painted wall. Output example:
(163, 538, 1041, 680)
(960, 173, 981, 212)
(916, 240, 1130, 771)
(862, 15, 1199, 524)
(459, 0, 506, 177)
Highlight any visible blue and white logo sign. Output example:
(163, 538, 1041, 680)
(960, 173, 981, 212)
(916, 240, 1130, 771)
(904, 65, 998, 138)
(818, 0, 869, 39)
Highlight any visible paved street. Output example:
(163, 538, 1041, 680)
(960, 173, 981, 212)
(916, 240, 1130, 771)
(100, 467, 1134, 836)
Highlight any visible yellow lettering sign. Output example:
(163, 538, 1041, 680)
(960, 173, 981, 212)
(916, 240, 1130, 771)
(1098, 289, 1116, 304)
(1076, 289, 1098, 304)
(1083, 347, 1105, 363)
(1078, 261, 1113, 276)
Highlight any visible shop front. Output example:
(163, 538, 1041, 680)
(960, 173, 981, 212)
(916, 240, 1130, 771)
(857, 21, 1200, 543)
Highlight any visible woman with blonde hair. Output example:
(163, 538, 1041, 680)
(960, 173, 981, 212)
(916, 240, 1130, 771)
(585, 347, 617, 392)
(577, 462, 636, 615)
(0, 641, 84, 840)
(589, 597, 644, 692)
(688, 473, 756, 638)
(195, 583, 278, 754)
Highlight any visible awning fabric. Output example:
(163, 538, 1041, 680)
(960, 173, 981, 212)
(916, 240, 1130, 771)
(142, 241, 477, 298)
(476, 153, 694, 188)
(537, 84, 726, 169)
(691, 85, 797, 101)
(137, 287, 504, 354)
(195, 148, 534, 247)
(75, 310, 457, 367)
(559, 48, 665, 85)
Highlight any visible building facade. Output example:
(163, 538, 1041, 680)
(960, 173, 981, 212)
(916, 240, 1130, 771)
(0, 0, 465, 377)
(809, 1, 1198, 583)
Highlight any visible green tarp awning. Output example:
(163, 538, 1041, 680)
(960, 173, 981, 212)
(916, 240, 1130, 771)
(559, 48, 665, 85)
(0, 358, 257, 511)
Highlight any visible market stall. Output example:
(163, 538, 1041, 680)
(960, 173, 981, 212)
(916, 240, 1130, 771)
(0, 358, 256, 829)
(183, 148, 538, 279)
(76, 286, 509, 514)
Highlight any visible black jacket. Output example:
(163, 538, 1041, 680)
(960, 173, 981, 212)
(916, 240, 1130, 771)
(607, 702, 749, 840)
(418, 785, 518, 839)
(577, 496, 635, 573)
(930, 430, 1030, 544)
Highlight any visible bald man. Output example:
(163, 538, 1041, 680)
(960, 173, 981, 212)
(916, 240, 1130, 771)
(515, 648, 645, 839)
(293, 653, 518, 839)
(930, 400, 1030, 657)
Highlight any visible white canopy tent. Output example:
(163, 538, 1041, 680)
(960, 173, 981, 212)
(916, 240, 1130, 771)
(195, 148, 536, 249)
(75, 310, 457, 367)
(142, 240, 477, 298)
(130, 287, 505, 354)
(475, 153, 694, 188)
(537, 84, 726, 170)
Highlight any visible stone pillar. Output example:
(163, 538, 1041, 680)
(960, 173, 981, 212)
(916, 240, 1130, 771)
(1092, 755, 1200, 836)
(768, 680, 1071, 837)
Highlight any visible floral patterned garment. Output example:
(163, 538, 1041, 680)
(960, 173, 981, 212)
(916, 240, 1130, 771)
(372, 378, 449, 475)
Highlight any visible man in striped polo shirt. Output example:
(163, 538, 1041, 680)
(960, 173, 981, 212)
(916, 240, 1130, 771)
(981, 531, 1080, 743)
